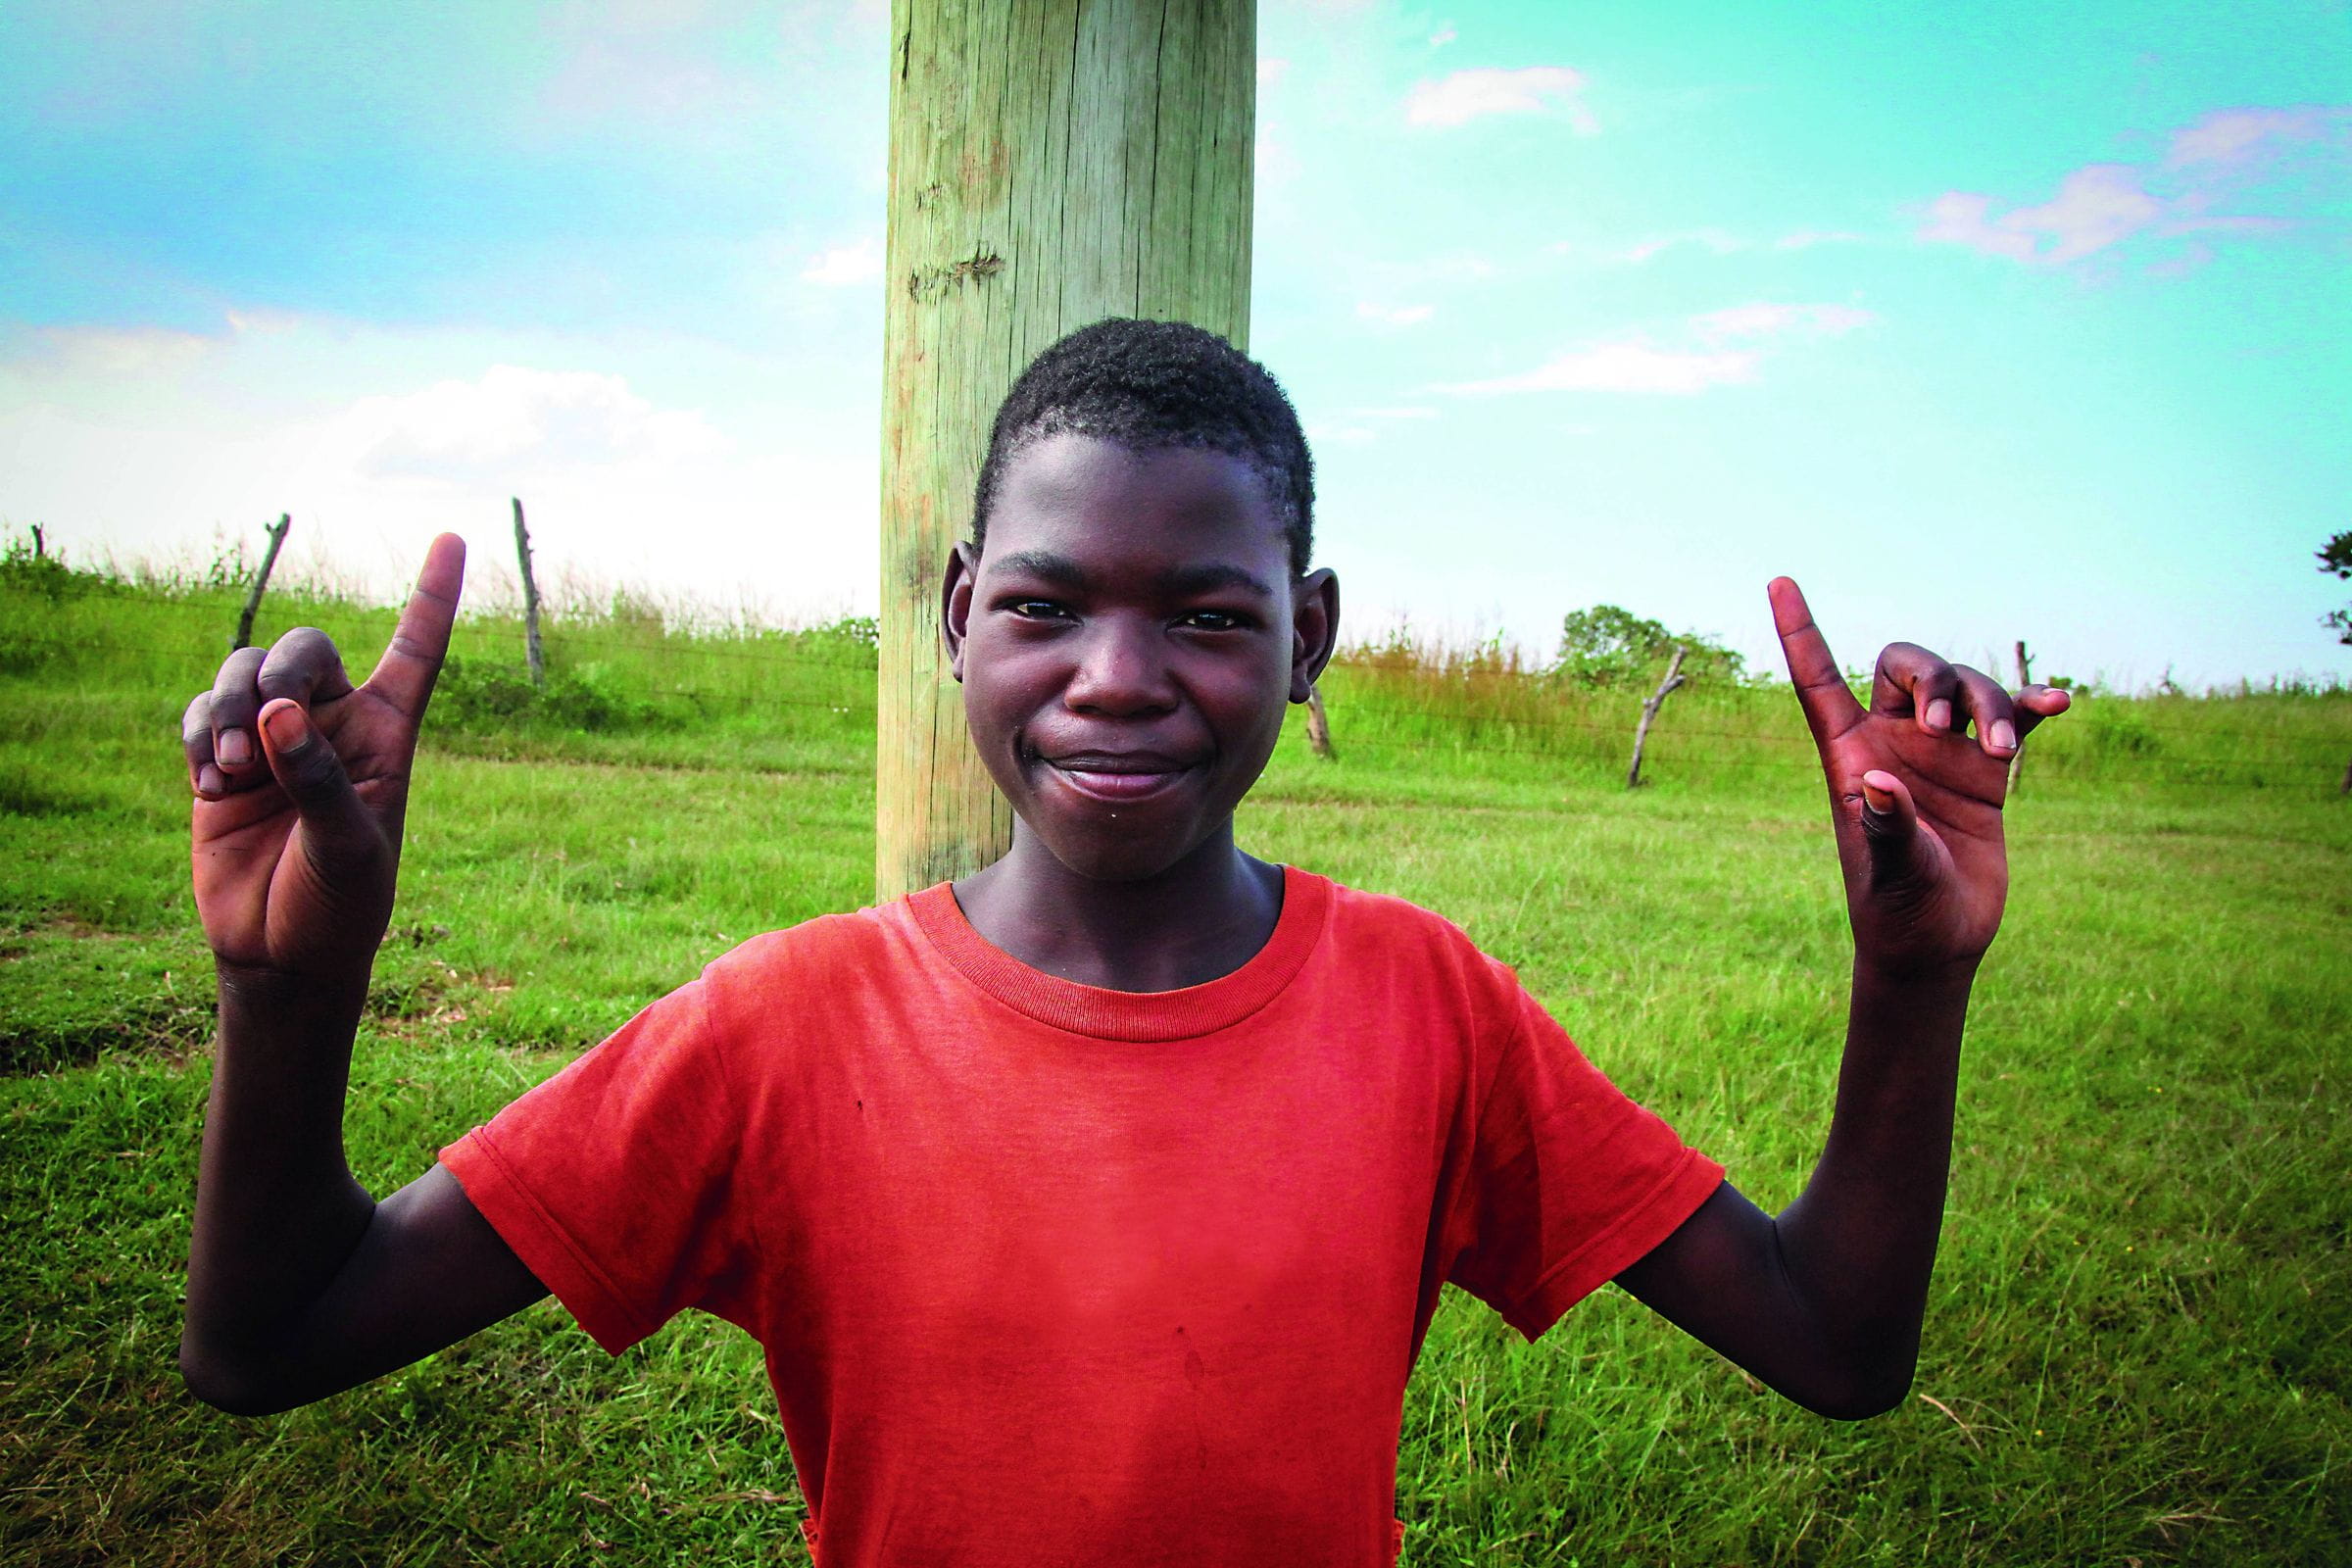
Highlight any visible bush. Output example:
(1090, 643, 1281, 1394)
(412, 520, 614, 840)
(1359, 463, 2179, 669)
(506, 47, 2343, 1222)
(433, 658, 664, 735)
(0, 535, 118, 604)
(818, 613, 879, 651)
(1552, 604, 1747, 688)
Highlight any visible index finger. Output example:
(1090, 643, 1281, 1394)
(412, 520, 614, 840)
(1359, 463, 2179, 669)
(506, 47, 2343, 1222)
(1768, 576, 1864, 745)
(363, 533, 466, 718)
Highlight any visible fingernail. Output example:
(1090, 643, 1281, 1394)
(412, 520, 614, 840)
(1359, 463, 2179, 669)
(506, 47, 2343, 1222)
(217, 728, 252, 767)
(262, 704, 309, 752)
(1925, 698, 1952, 732)
(1989, 719, 2018, 753)
(196, 763, 225, 797)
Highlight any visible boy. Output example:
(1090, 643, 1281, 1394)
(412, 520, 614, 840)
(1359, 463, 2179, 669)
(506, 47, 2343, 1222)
(178, 319, 2068, 1565)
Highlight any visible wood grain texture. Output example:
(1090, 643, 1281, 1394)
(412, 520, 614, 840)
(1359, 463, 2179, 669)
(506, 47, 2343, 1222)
(876, 0, 1255, 899)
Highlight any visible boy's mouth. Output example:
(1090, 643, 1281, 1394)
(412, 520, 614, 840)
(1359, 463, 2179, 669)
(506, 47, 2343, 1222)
(1041, 751, 1192, 802)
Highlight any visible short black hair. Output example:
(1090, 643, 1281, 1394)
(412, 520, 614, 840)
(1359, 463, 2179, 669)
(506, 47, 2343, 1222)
(972, 318, 1316, 577)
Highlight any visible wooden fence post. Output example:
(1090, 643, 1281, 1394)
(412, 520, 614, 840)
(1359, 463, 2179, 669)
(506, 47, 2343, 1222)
(874, 0, 1256, 900)
(230, 514, 291, 652)
(1305, 682, 1336, 760)
(1627, 646, 1687, 788)
(514, 497, 545, 689)
(2007, 639, 2032, 797)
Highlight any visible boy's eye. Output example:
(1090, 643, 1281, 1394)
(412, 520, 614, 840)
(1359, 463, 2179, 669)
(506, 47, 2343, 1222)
(1007, 599, 1068, 620)
(1179, 610, 1248, 631)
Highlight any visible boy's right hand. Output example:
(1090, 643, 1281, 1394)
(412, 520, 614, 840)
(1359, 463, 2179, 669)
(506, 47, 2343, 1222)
(181, 534, 466, 982)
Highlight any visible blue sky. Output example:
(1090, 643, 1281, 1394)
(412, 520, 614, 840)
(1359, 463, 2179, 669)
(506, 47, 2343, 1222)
(4, 0, 2347, 686)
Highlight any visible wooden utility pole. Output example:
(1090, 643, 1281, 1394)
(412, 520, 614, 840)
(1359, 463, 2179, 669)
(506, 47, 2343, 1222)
(1627, 647, 1687, 788)
(875, 0, 1256, 899)
(230, 514, 291, 652)
(514, 497, 545, 689)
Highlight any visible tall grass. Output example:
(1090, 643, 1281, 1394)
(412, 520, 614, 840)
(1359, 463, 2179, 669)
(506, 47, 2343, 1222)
(3, 558, 2348, 1565)
(1316, 622, 2350, 798)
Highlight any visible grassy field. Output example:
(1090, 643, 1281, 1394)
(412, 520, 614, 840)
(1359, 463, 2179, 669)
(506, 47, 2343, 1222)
(3, 561, 2348, 1565)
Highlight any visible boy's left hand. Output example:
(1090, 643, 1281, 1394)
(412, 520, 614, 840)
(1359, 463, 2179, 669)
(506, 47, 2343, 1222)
(1771, 577, 2070, 977)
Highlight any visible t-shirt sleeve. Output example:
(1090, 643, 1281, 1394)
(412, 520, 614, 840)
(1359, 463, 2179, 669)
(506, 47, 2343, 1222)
(1445, 976, 1725, 1341)
(438, 976, 759, 1355)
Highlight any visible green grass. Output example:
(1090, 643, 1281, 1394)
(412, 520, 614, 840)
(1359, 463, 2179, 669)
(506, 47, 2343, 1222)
(3, 568, 2348, 1565)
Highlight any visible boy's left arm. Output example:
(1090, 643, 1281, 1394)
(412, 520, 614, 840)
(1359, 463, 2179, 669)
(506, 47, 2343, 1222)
(1614, 577, 2070, 1419)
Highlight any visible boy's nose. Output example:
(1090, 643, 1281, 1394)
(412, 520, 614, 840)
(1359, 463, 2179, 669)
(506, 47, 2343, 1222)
(1063, 621, 1178, 715)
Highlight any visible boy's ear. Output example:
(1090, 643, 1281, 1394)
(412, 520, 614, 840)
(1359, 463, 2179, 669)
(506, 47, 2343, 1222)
(940, 541, 980, 682)
(1290, 567, 1341, 704)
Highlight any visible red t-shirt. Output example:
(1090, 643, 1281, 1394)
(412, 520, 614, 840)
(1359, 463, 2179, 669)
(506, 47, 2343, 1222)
(441, 868, 1722, 1568)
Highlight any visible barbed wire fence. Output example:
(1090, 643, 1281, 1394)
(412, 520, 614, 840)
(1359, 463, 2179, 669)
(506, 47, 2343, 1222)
(6, 521, 2348, 800)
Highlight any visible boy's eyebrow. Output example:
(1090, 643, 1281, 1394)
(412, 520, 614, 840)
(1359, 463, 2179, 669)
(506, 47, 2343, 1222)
(987, 551, 1277, 599)
(989, 550, 1091, 589)
(1160, 562, 1277, 598)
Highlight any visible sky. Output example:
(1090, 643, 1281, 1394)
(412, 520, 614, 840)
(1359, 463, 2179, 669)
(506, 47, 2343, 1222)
(4, 0, 2348, 687)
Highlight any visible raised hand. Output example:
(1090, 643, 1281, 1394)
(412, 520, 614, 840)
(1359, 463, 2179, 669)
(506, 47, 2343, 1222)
(181, 534, 466, 980)
(1770, 576, 2069, 976)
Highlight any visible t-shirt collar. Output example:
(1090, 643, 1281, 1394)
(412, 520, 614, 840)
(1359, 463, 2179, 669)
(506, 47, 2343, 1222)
(905, 864, 1332, 1042)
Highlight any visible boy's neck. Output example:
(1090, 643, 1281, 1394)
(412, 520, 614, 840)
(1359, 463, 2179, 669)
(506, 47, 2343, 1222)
(950, 827, 1285, 994)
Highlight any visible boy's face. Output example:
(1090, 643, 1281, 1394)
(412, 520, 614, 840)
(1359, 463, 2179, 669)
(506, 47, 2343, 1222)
(943, 433, 1337, 882)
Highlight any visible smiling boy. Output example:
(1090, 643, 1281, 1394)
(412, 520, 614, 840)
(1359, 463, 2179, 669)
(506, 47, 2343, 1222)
(178, 319, 2067, 1566)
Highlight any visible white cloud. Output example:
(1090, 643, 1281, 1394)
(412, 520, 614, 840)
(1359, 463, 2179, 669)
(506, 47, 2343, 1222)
(1355, 301, 1436, 326)
(1922, 165, 2168, 266)
(1438, 301, 1877, 397)
(2, 318, 880, 621)
(2002, 164, 2167, 264)
(12, 323, 218, 381)
(1442, 340, 1759, 396)
(1919, 191, 2039, 262)
(343, 366, 728, 484)
(0, 270, 894, 621)
(1430, 25, 1458, 47)
(1921, 164, 2174, 266)
(1257, 57, 1290, 87)
(1553, 231, 1740, 266)
(1255, 132, 1303, 189)
(801, 235, 884, 286)
(534, 4, 768, 139)
(2167, 104, 2347, 168)
(1406, 66, 1595, 133)
(1919, 103, 2347, 270)
(1554, 228, 1874, 266)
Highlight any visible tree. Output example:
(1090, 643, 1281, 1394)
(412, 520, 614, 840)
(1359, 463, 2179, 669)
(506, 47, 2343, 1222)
(2319, 529, 2352, 646)
(1553, 604, 1747, 687)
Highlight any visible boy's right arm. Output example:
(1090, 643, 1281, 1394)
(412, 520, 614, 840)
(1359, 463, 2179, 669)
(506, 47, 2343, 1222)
(178, 535, 547, 1417)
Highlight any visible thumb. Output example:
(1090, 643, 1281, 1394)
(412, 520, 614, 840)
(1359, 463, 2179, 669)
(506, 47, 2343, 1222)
(258, 699, 376, 856)
(1856, 768, 1926, 883)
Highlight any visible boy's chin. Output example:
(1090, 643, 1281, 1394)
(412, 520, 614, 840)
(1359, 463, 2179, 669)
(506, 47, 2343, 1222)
(1004, 804, 1240, 886)
(1031, 832, 1205, 885)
